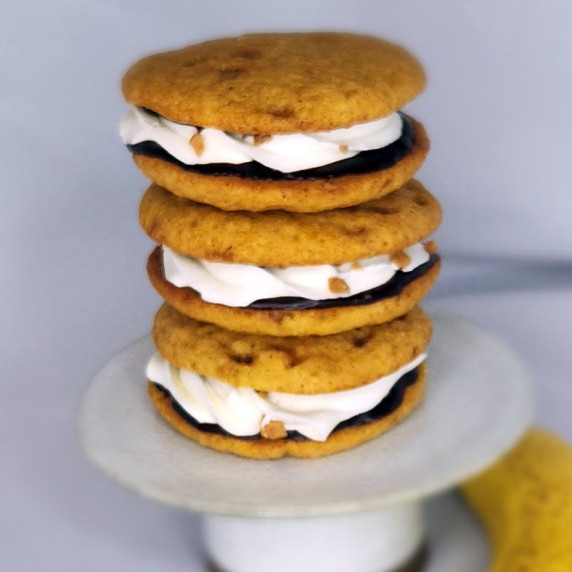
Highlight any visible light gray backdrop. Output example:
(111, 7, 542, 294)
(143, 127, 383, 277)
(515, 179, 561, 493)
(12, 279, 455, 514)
(2, 1, 571, 570)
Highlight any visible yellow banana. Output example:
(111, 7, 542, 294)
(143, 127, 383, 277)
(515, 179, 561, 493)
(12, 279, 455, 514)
(461, 428, 572, 572)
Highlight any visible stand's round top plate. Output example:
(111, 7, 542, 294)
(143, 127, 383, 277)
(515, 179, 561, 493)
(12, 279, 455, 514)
(79, 310, 532, 517)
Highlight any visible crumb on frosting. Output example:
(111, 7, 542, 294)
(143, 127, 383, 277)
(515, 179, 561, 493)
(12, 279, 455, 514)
(424, 240, 438, 254)
(261, 420, 287, 440)
(390, 251, 411, 269)
(328, 277, 350, 294)
(189, 132, 205, 156)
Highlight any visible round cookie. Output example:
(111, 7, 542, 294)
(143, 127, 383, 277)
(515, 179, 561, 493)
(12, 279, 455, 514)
(147, 364, 426, 459)
(129, 117, 428, 213)
(122, 32, 425, 134)
(139, 179, 442, 266)
(148, 246, 441, 336)
(152, 303, 432, 394)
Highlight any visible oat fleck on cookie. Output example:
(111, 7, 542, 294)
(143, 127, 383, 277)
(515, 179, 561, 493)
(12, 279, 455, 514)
(252, 134, 272, 146)
(328, 277, 350, 293)
(424, 240, 438, 254)
(261, 420, 287, 440)
(390, 251, 411, 269)
(189, 132, 205, 156)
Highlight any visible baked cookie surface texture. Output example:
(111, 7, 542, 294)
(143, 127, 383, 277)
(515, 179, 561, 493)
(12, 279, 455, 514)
(120, 31, 443, 458)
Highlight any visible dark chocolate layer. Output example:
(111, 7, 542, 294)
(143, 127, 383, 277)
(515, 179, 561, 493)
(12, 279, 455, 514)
(127, 114, 414, 181)
(248, 255, 439, 311)
(153, 367, 419, 442)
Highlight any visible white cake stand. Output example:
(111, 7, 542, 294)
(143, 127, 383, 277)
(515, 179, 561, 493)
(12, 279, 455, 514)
(79, 310, 532, 572)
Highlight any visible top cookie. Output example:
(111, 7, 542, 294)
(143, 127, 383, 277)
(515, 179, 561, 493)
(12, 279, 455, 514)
(122, 32, 425, 134)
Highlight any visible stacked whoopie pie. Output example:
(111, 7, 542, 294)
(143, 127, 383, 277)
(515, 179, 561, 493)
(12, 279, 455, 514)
(120, 32, 442, 459)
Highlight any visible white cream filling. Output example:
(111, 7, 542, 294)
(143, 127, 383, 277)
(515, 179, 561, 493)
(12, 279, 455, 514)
(162, 243, 431, 307)
(120, 106, 403, 173)
(147, 353, 426, 442)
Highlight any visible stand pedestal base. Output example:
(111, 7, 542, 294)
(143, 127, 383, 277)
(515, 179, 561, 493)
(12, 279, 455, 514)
(205, 503, 424, 572)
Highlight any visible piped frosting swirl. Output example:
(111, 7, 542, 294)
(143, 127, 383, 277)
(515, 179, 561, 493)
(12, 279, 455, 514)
(162, 243, 431, 307)
(120, 106, 403, 173)
(147, 352, 426, 441)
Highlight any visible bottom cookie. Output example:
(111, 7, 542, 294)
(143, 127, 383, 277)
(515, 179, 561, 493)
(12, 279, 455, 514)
(147, 364, 426, 459)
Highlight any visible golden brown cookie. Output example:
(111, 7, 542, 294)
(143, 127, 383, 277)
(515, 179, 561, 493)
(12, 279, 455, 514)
(147, 246, 441, 336)
(130, 117, 428, 213)
(147, 364, 426, 459)
(152, 303, 432, 394)
(122, 32, 425, 134)
(139, 180, 441, 266)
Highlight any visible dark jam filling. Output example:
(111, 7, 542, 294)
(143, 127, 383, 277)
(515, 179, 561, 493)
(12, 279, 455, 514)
(154, 367, 419, 442)
(127, 113, 414, 181)
(247, 255, 439, 311)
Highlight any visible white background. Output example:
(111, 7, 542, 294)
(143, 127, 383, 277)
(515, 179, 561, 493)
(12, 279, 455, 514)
(2, 1, 572, 570)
